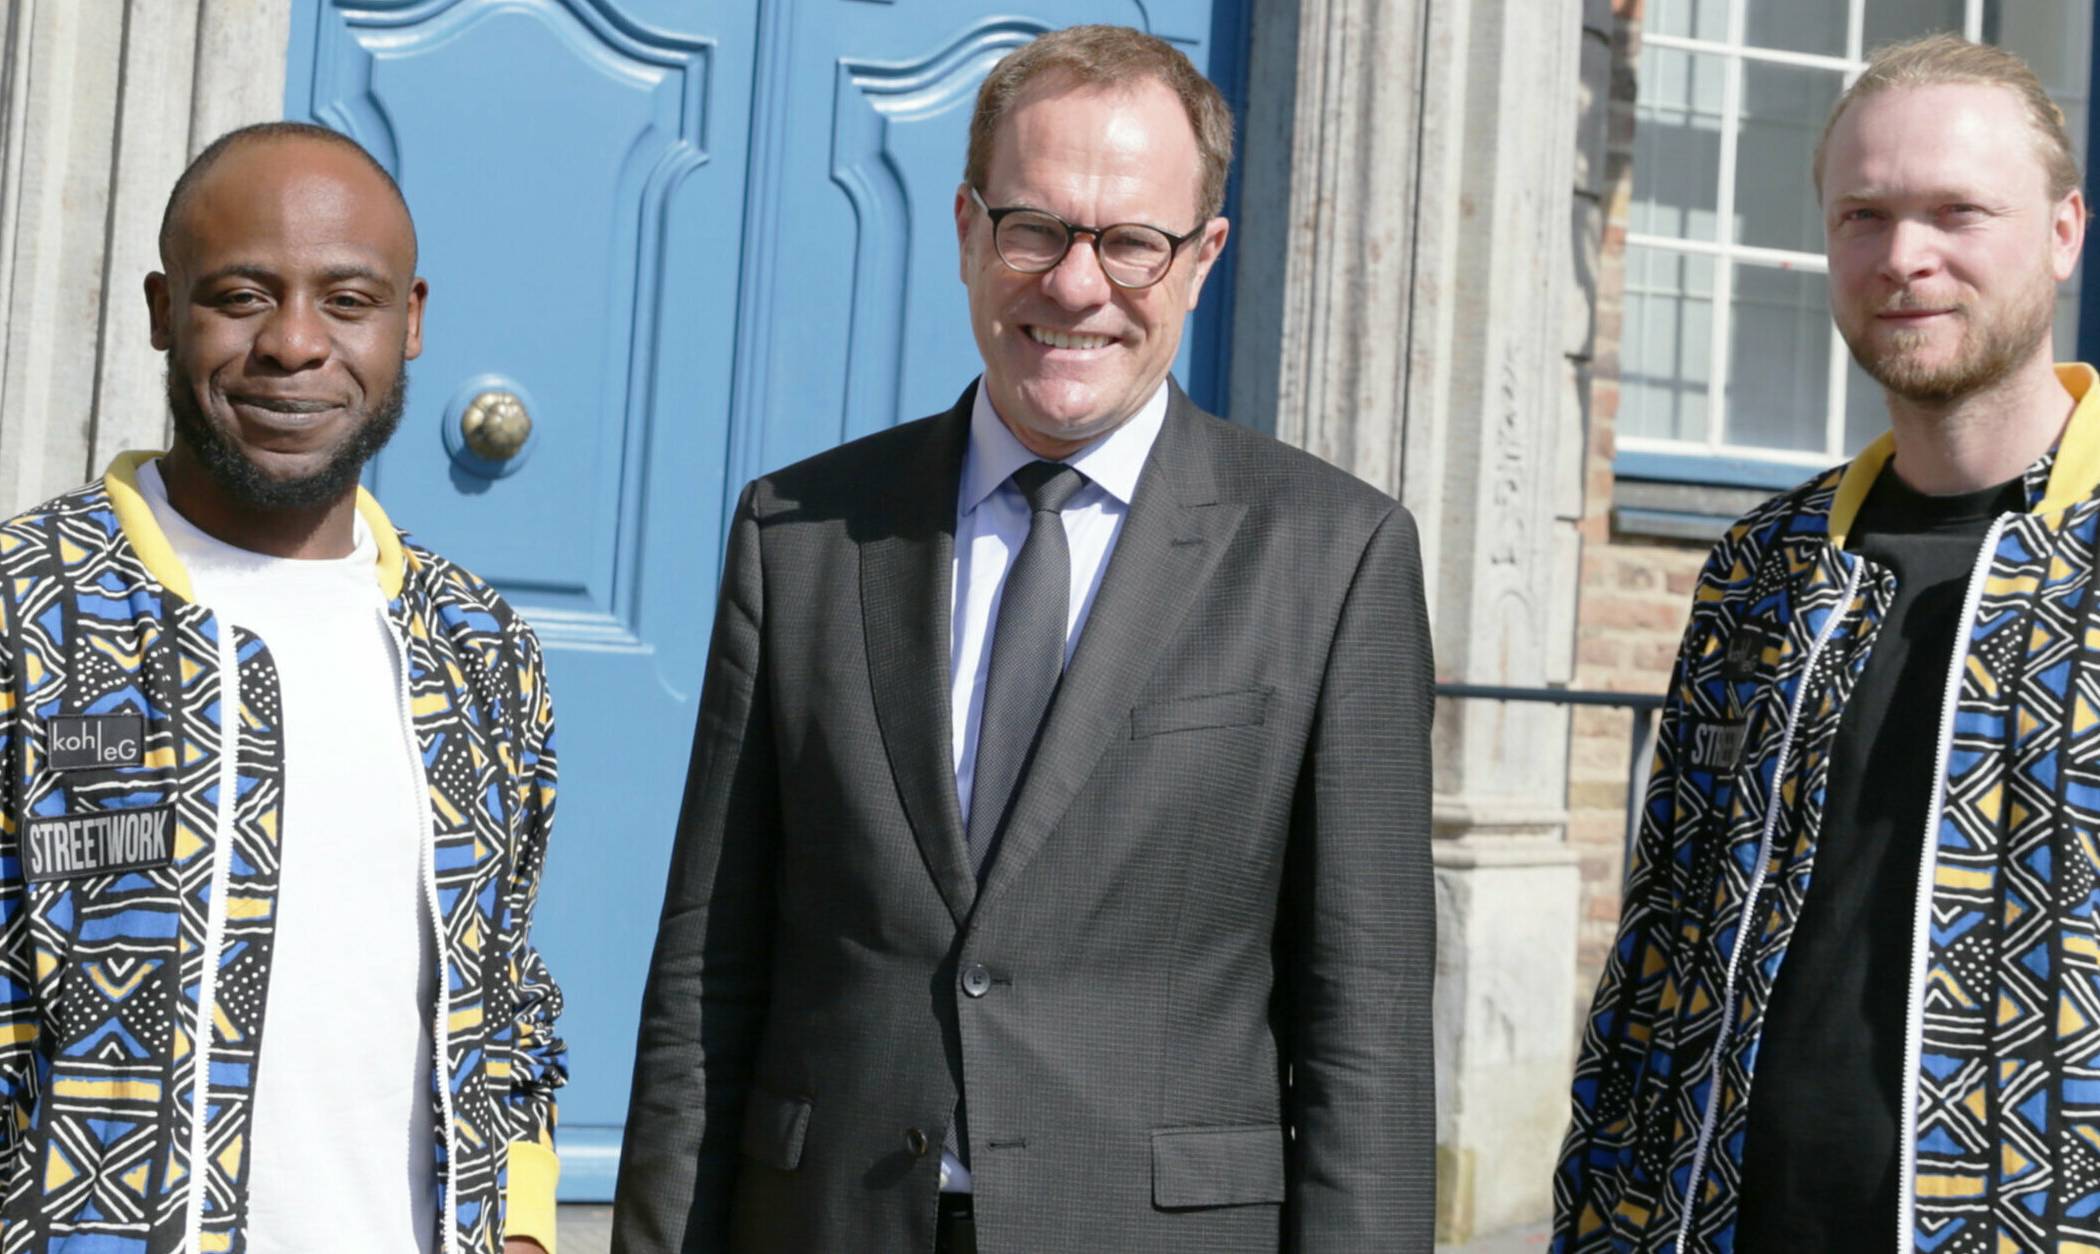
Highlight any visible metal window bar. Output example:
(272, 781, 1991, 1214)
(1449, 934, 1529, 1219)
(1434, 683, 1666, 873)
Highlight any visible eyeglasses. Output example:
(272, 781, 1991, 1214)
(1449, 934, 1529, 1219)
(969, 187, 1205, 290)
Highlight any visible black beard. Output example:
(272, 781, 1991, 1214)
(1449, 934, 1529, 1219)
(165, 361, 405, 510)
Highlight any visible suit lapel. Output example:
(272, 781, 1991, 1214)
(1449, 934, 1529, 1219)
(976, 386, 1246, 916)
(862, 389, 976, 927)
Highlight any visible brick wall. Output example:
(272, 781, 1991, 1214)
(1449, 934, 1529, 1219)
(1566, 0, 1712, 1006)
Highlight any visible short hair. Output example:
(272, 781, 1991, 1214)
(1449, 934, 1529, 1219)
(158, 121, 417, 266)
(965, 24, 1234, 224)
(1814, 33, 2083, 204)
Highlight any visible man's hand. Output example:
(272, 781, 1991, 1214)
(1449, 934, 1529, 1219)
(503, 1240, 546, 1254)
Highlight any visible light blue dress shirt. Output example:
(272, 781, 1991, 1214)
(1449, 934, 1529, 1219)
(940, 376, 1169, 1192)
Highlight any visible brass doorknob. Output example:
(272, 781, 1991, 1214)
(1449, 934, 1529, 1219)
(460, 390, 532, 460)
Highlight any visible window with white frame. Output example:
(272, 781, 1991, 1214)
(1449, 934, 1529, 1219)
(1620, 0, 2094, 482)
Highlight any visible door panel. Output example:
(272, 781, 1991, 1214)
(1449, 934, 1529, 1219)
(288, 0, 1237, 1200)
(729, 0, 1219, 489)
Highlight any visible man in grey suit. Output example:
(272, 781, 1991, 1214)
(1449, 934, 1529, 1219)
(612, 24, 1434, 1254)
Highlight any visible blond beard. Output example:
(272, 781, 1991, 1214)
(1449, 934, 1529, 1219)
(1842, 271, 2058, 406)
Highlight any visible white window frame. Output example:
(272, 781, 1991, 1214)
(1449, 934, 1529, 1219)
(1620, 0, 1993, 471)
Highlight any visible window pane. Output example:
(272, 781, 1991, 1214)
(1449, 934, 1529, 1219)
(1633, 47, 1725, 241)
(1726, 263, 1832, 454)
(1994, 0, 2091, 357)
(1864, 0, 1964, 50)
(1735, 62, 1843, 253)
(1990, 0, 2092, 103)
(1648, 0, 1728, 42)
(1746, 0, 1847, 59)
(1622, 247, 1716, 443)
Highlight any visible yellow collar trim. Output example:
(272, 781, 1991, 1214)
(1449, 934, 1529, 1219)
(103, 452, 407, 604)
(2038, 362, 2100, 514)
(1827, 363, 2100, 548)
(1827, 432, 1896, 552)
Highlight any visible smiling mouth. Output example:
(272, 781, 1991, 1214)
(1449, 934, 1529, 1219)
(1027, 327, 1115, 351)
(228, 395, 342, 415)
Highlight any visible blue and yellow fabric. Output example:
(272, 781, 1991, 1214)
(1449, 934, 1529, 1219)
(0, 455, 566, 1254)
(1555, 367, 2100, 1252)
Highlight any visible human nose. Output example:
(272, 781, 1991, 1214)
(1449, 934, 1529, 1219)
(252, 297, 331, 372)
(1039, 232, 1113, 308)
(1878, 218, 1942, 284)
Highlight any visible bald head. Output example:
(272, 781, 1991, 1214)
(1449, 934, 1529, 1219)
(158, 123, 416, 269)
(144, 122, 427, 552)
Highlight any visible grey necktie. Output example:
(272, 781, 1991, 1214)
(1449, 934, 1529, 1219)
(966, 460, 1087, 878)
(948, 460, 1085, 1176)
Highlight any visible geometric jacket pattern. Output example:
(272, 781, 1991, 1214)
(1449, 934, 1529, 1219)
(0, 455, 565, 1254)
(1554, 365, 2100, 1254)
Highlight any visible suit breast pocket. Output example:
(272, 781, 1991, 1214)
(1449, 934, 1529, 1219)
(1130, 688, 1272, 740)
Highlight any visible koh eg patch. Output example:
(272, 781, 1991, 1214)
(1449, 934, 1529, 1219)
(46, 715, 146, 772)
(1722, 618, 1774, 682)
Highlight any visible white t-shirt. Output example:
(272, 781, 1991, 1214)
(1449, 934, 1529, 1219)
(136, 462, 438, 1253)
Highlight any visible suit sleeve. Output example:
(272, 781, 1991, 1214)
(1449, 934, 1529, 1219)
(501, 624, 569, 1248)
(612, 483, 781, 1253)
(1279, 503, 1437, 1252)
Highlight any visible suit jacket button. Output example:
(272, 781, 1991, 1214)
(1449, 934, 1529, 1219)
(962, 963, 993, 998)
(906, 1127, 930, 1157)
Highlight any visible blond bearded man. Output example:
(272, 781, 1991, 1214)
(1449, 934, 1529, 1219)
(1555, 34, 2100, 1254)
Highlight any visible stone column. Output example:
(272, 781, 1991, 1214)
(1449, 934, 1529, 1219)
(1229, 0, 1598, 1240)
(0, 0, 288, 512)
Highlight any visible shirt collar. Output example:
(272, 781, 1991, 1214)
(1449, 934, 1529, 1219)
(959, 377, 1171, 515)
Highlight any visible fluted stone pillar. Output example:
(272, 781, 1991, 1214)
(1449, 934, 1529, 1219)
(0, 0, 289, 513)
(1229, 0, 1597, 1240)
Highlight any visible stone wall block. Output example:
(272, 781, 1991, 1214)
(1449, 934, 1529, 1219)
(1567, 194, 1604, 361)
(1429, 0, 1585, 804)
(0, 0, 123, 512)
(1556, 358, 1589, 519)
(88, 0, 205, 472)
(1432, 840, 1580, 1243)
(0, 0, 289, 513)
(190, 0, 291, 147)
(1572, 28, 1611, 197)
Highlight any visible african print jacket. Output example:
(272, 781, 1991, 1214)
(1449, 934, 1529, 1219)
(0, 453, 566, 1254)
(1555, 365, 2100, 1254)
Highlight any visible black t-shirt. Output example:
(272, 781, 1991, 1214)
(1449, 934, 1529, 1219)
(1733, 469, 2023, 1253)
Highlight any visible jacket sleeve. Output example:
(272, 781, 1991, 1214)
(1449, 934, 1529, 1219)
(502, 623, 569, 1247)
(1278, 504, 1437, 1253)
(0, 595, 28, 1178)
(612, 482, 781, 1253)
(1549, 545, 1719, 1252)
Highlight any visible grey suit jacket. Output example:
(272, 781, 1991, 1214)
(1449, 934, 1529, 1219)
(611, 383, 1435, 1253)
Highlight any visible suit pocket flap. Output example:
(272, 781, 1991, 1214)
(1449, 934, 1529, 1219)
(1130, 688, 1271, 739)
(1151, 1124, 1285, 1208)
(740, 1089, 812, 1171)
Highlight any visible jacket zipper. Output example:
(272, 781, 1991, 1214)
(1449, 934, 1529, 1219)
(1895, 514, 2009, 1254)
(182, 626, 242, 1252)
(1674, 559, 1863, 1254)
(389, 616, 460, 1254)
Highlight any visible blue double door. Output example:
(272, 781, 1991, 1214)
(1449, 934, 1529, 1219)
(286, 0, 1243, 1198)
